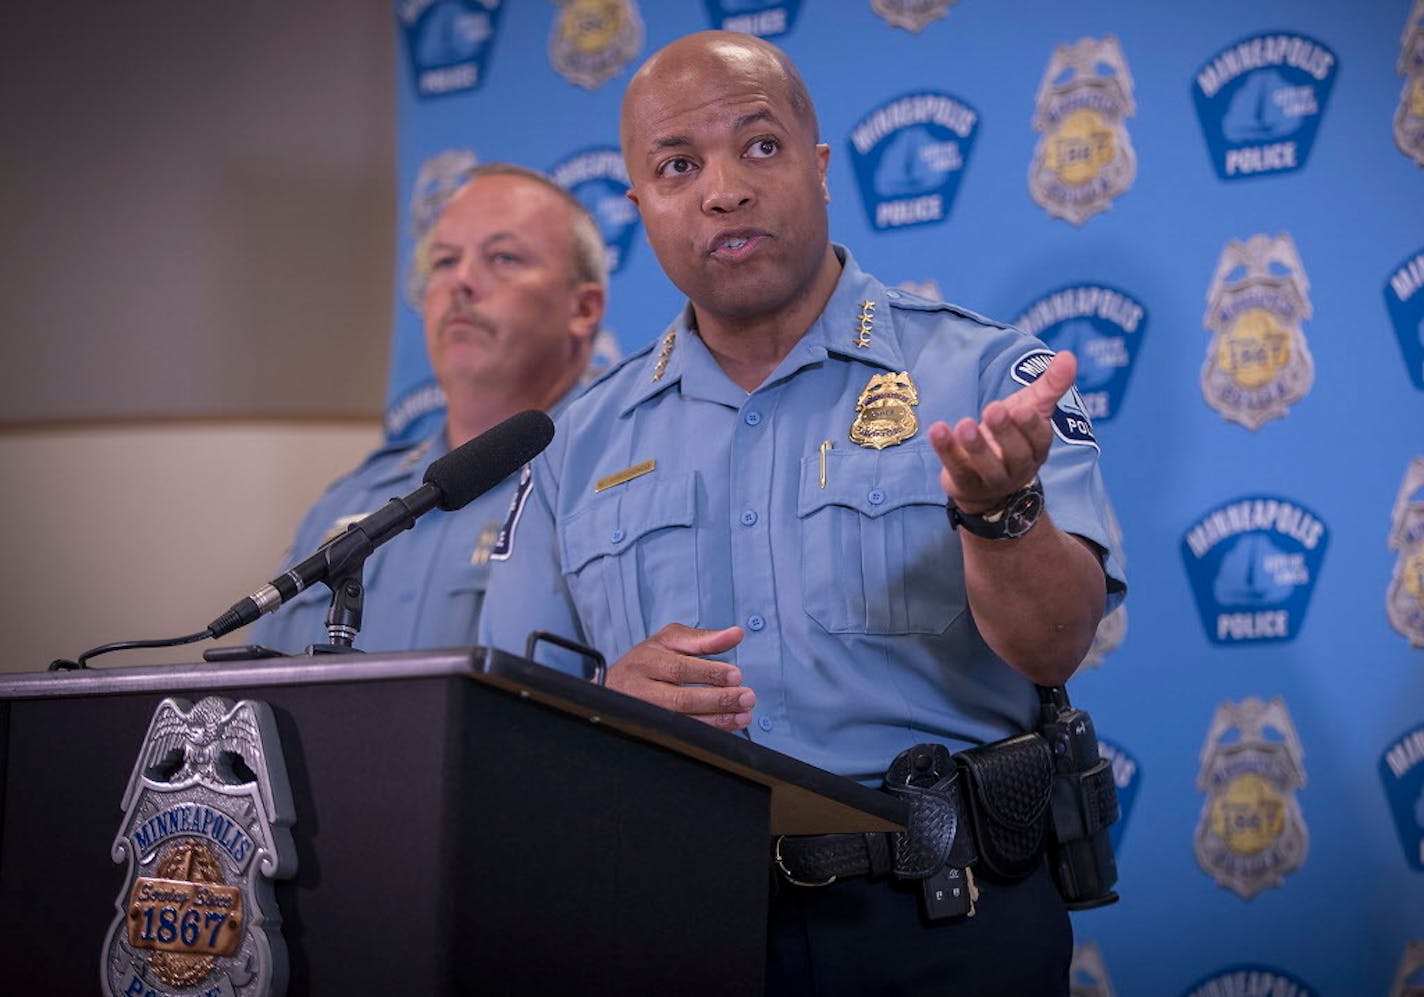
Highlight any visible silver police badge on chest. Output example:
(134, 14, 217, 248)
(849, 371, 920, 449)
(102, 697, 295, 997)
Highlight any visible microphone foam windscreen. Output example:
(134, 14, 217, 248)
(424, 409, 555, 511)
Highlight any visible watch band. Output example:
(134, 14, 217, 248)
(947, 477, 1045, 541)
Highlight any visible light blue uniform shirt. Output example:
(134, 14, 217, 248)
(251, 426, 516, 654)
(480, 248, 1126, 782)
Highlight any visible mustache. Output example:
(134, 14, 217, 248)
(439, 306, 497, 336)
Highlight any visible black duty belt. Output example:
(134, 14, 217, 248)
(774, 732, 1115, 920)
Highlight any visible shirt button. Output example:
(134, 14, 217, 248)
(747, 614, 765, 632)
(868, 488, 886, 505)
(610, 529, 626, 544)
(758, 716, 774, 732)
(886, 289, 900, 299)
(741, 509, 758, 527)
(744, 410, 762, 426)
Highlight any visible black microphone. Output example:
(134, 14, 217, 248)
(206, 409, 554, 639)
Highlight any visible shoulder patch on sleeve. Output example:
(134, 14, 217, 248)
(489, 463, 534, 562)
(1009, 348, 1099, 450)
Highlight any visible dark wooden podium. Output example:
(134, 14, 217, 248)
(0, 648, 903, 995)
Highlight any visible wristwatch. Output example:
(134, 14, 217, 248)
(946, 478, 1044, 540)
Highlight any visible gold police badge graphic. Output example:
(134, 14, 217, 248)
(1395, 0, 1424, 166)
(1029, 36, 1137, 225)
(1202, 233, 1315, 430)
(1194, 697, 1309, 900)
(549, 0, 643, 91)
(103, 697, 295, 997)
(849, 371, 920, 449)
(1388, 457, 1424, 647)
(870, 0, 957, 34)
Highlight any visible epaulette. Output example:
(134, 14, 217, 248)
(884, 286, 1014, 331)
(575, 332, 665, 393)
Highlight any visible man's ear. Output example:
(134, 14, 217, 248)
(816, 143, 831, 204)
(570, 282, 606, 341)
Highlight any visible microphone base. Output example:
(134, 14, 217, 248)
(305, 643, 367, 656)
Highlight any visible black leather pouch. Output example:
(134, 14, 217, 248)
(953, 733, 1053, 881)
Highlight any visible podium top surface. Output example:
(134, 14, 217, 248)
(0, 647, 905, 835)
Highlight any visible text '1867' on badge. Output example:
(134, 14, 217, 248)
(398, 0, 507, 99)
(1191, 31, 1338, 180)
(847, 91, 980, 231)
(1202, 233, 1315, 430)
(1029, 36, 1137, 225)
(1195, 697, 1309, 900)
(103, 698, 295, 997)
(1388, 457, 1424, 647)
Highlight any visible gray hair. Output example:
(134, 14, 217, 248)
(410, 162, 608, 300)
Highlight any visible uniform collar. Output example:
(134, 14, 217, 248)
(619, 246, 906, 415)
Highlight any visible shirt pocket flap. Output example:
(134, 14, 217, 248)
(797, 448, 946, 520)
(561, 472, 697, 574)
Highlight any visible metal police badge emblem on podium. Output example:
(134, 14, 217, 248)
(102, 697, 296, 997)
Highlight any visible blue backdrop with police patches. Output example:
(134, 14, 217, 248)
(391, 2, 1424, 993)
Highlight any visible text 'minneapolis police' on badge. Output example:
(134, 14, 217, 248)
(549, 0, 643, 91)
(398, 0, 506, 99)
(1013, 284, 1146, 423)
(1379, 723, 1424, 872)
(1388, 457, 1424, 648)
(870, 0, 957, 34)
(1194, 698, 1309, 900)
(1202, 233, 1315, 430)
(1191, 31, 1338, 181)
(550, 146, 640, 275)
(1181, 495, 1328, 645)
(1009, 349, 1098, 450)
(1029, 36, 1137, 225)
(848, 91, 980, 231)
(1395, 0, 1424, 166)
(103, 697, 295, 997)
(702, 0, 802, 39)
(1182, 965, 1320, 997)
(1385, 245, 1424, 391)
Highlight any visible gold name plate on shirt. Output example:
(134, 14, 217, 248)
(595, 459, 656, 493)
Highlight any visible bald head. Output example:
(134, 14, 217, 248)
(620, 31, 818, 157)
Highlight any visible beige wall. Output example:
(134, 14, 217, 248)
(0, 423, 382, 672)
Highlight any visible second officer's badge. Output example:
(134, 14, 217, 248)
(1202, 233, 1315, 430)
(1194, 697, 1309, 900)
(1388, 457, 1424, 647)
(549, 0, 643, 91)
(850, 371, 920, 449)
(1029, 36, 1137, 225)
(102, 697, 295, 997)
(1395, 0, 1424, 166)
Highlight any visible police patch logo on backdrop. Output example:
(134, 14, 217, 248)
(1194, 697, 1308, 900)
(1202, 233, 1315, 430)
(1191, 32, 1338, 181)
(1391, 939, 1424, 996)
(402, 148, 480, 311)
(1081, 499, 1126, 668)
(870, 0, 957, 34)
(549, 0, 643, 91)
(398, 0, 506, 99)
(848, 91, 980, 231)
(702, 0, 802, 39)
(1013, 284, 1146, 423)
(103, 698, 295, 997)
(1395, 1, 1424, 166)
(1069, 942, 1115, 997)
(1029, 36, 1137, 225)
(1181, 495, 1328, 645)
(1096, 738, 1139, 854)
(1385, 246, 1424, 390)
(1009, 348, 1099, 450)
(1181, 965, 1319, 997)
(1379, 723, 1424, 871)
(550, 146, 639, 275)
(1388, 458, 1424, 647)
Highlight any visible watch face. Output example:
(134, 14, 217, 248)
(1003, 487, 1045, 538)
